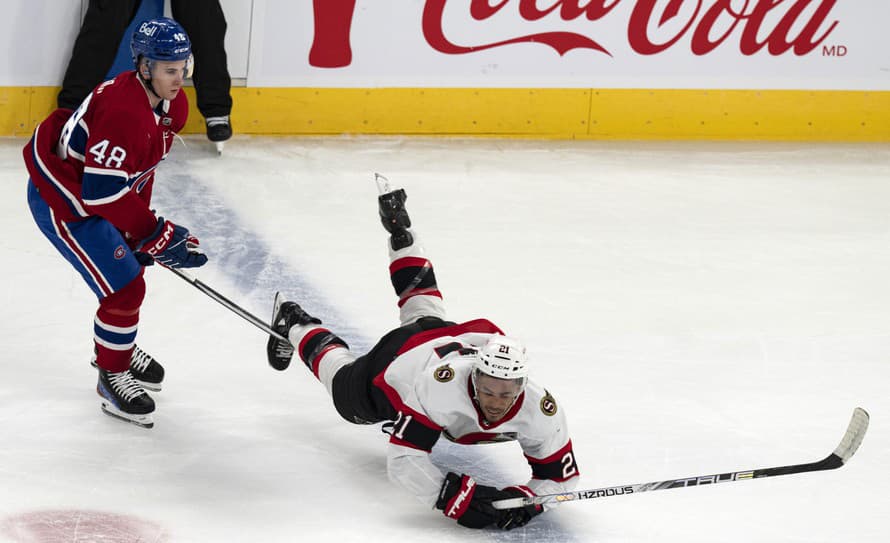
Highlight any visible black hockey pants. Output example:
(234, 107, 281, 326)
(331, 317, 454, 425)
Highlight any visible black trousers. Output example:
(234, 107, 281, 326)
(58, 0, 232, 119)
(331, 317, 454, 425)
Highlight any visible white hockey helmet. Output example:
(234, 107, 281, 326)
(473, 335, 529, 381)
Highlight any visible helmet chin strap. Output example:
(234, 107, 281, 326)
(471, 369, 525, 422)
(138, 63, 163, 101)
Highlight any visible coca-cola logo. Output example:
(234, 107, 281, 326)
(310, 0, 840, 68)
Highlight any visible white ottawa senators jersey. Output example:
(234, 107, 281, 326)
(374, 319, 580, 507)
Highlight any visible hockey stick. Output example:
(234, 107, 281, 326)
(491, 407, 869, 510)
(167, 267, 290, 343)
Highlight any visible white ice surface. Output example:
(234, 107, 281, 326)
(1, 135, 888, 542)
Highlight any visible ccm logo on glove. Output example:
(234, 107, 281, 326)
(146, 221, 176, 255)
(136, 217, 207, 269)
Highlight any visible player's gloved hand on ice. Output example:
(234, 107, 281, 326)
(435, 472, 506, 529)
(493, 486, 543, 530)
(135, 217, 207, 269)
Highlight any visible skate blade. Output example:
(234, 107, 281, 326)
(215, 141, 225, 155)
(374, 173, 392, 194)
(100, 402, 154, 429)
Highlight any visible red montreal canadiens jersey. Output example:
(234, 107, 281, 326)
(378, 319, 580, 506)
(23, 71, 187, 241)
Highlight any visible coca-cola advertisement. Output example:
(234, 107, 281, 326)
(251, 0, 889, 90)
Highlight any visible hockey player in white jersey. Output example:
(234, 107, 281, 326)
(266, 184, 579, 530)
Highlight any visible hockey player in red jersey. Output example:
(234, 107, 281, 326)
(23, 18, 207, 428)
(267, 183, 579, 530)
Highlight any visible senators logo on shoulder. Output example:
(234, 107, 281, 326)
(434, 364, 454, 383)
(540, 390, 557, 416)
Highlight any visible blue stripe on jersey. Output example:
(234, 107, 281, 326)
(133, 166, 157, 194)
(82, 169, 131, 205)
(30, 126, 89, 218)
(67, 122, 88, 160)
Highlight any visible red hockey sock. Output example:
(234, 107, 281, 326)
(94, 275, 145, 373)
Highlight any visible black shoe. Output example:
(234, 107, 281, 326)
(97, 369, 155, 428)
(378, 188, 413, 250)
(267, 292, 321, 371)
(205, 115, 232, 142)
(92, 345, 164, 392)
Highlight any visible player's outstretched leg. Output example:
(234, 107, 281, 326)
(376, 185, 446, 325)
(266, 292, 355, 398)
(91, 345, 165, 392)
(97, 368, 155, 429)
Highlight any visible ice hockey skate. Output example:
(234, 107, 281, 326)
(96, 368, 155, 429)
(206, 115, 232, 155)
(376, 174, 413, 250)
(91, 345, 165, 392)
(266, 292, 320, 370)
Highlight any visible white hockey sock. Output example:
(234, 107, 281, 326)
(388, 231, 447, 324)
(287, 323, 355, 397)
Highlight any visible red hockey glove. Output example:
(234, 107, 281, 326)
(435, 473, 502, 528)
(135, 217, 207, 269)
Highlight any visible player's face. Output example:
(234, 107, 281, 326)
(474, 374, 523, 423)
(150, 60, 188, 100)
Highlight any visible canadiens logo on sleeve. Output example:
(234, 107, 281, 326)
(433, 364, 455, 383)
(540, 390, 557, 416)
(113, 246, 127, 260)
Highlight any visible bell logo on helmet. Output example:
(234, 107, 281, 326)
(130, 17, 193, 66)
(138, 22, 158, 38)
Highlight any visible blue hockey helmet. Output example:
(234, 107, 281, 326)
(130, 17, 193, 75)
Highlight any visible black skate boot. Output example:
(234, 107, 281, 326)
(97, 368, 155, 428)
(91, 345, 164, 392)
(378, 188, 414, 251)
(129, 346, 165, 391)
(205, 115, 232, 142)
(267, 292, 321, 371)
(206, 115, 232, 155)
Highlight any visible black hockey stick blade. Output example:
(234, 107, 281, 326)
(491, 407, 869, 510)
